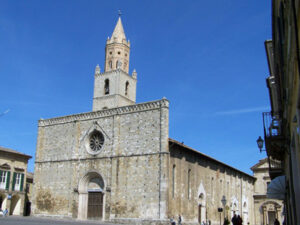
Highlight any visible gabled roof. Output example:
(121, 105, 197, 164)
(250, 157, 269, 171)
(0, 146, 32, 159)
(169, 138, 255, 180)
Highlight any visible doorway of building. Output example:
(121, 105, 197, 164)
(268, 211, 276, 225)
(78, 171, 105, 220)
(198, 204, 202, 223)
(88, 192, 103, 219)
(0, 195, 2, 209)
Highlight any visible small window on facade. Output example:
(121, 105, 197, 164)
(109, 51, 112, 55)
(12, 172, 24, 192)
(118, 51, 121, 55)
(14, 173, 22, 191)
(125, 81, 129, 96)
(104, 79, 109, 95)
(172, 165, 176, 198)
(187, 169, 191, 199)
(116, 60, 121, 69)
(109, 61, 112, 69)
(0, 170, 8, 189)
(125, 53, 127, 57)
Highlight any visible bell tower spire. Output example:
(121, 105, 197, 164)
(92, 15, 137, 111)
(105, 14, 130, 73)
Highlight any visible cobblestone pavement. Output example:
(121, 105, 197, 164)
(0, 216, 123, 225)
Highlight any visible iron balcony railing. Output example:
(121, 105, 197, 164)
(262, 112, 284, 179)
(263, 112, 281, 138)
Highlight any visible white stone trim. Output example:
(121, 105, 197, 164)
(39, 99, 169, 127)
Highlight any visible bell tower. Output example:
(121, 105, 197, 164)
(92, 16, 137, 111)
(105, 17, 130, 73)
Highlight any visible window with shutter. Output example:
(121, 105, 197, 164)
(12, 172, 16, 191)
(0, 170, 5, 189)
(13, 173, 22, 191)
(5, 171, 10, 190)
(20, 173, 24, 191)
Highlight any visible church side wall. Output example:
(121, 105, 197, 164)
(32, 99, 170, 222)
(168, 145, 255, 225)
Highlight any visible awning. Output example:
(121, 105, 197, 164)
(267, 175, 286, 200)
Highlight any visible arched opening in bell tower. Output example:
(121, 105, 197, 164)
(104, 79, 109, 95)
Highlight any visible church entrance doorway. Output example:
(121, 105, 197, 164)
(78, 171, 105, 220)
(88, 192, 103, 219)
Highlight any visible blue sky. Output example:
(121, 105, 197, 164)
(0, 0, 271, 173)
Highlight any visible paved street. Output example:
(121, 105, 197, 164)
(0, 216, 123, 225)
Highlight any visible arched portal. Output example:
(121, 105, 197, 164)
(78, 171, 105, 220)
(197, 182, 206, 224)
(0, 193, 6, 209)
(230, 196, 239, 218)
(10, 194, 21, 215)
(260, 201, 282, 225)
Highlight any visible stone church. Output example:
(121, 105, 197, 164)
(32, 17, 278, 225)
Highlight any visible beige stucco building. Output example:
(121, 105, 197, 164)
(32, 16, 269, 225)
(251, 158, 284, 225)
(0, 146, 32, 216)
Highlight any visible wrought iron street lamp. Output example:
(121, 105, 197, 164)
(256, 136, 265, 152)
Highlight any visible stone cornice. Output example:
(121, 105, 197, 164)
(95, 69, 136, 80)
(93, 94, 135, 103)
(39, 99, 169, 127)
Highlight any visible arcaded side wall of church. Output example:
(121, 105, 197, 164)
(168, 145, 255, 225)
(32, 99, 169, 221)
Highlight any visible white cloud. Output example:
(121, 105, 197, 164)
(214, 106, 269, 116)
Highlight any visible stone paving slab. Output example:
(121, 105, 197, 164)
(0, 216, 124, 225)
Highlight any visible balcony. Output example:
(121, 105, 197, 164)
(268, 156, 284, 180)
(263, 112, 286, 159)
(263, 112, 285, 179)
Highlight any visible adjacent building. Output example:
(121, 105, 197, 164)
(251, 158, 284, 225)
(0, 146, 32, 215)
(259, 0, 300, 225)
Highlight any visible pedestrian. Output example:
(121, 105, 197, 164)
(274, 219, 280, 225)
(223, 217, 230, 225)
(170, 217, 176, 225)
(3, 208, 8, 217)
(232, 213, 238, 225)
(178, 215, 182, 225)
(237, 215, 243, 225)
(201, 221, 206, 225)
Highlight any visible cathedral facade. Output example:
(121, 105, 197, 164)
(32, 17, 274, 225)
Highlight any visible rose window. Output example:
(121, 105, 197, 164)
(89, 131, 104, 152)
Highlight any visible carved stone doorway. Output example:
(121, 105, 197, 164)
(78, 171, 105, 220)
(268, 211, 276, 225)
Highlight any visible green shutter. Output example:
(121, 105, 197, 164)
(0, 170, 3, 188)
(12, 172, 16, 191)
(20, 173, 24, 192)
(5, 171, 10, 190)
